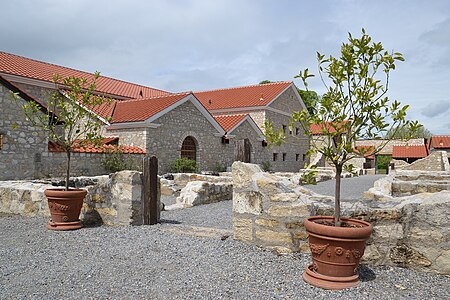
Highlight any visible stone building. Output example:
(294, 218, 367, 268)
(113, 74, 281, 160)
(0, 51, 309, 178)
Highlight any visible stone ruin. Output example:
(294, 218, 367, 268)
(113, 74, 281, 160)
(0, 171, 157, 226)
(232, 159, 450, 275)
(161, 173, 233, 210)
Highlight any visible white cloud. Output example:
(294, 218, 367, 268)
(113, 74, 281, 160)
(1, 0, 450, 133)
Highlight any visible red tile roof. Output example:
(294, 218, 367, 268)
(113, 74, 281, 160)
(310, 121, 350, 135)
(0, 51, 170, 99)
(194, 81, 292, 110)
(213, 114, 248, 132)
(392, 145, 428, 159)
(111, 92, 191, 123)
(48, 140, 145, 154)
(354, 146, 375, 159)
(431, 135, 450, 149)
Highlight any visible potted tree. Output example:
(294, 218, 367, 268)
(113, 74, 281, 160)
(13, 72, 109, 230)
(265, 29, 420, 289)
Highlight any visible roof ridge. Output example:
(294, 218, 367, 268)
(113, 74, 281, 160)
(117, 91, 192, 104)
(214, 113, 249, 118)
(0, 51, 168, 94)
(194, 81, 292, 93)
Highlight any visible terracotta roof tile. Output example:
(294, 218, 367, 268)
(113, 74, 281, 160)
(112, 92, 191, 123)
(392, 145, 427, 159)
(354, 146, 375, 159)
(213, 114, 248, 132)
(431, 135, 450, 149)
(310, 121, 349, 135)
(0, 51, 170, 99)
(194, 81, 291, 110)
(48, 140, 145, 154)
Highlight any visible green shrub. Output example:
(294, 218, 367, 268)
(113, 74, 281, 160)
(170, 158, 198, 173)
(377, 155, 392, 170)
(101, 149, 138, 173)
(215, 162, 227, 173)
(260, 161, 272, 172)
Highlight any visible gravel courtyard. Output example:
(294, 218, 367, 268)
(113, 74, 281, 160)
(1, 175, 449, 299)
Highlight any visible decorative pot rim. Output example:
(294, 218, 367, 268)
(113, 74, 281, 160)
(304, 215, 372, 239)
(44, 188, 87, 198)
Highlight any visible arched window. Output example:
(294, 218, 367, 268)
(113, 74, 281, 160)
(181, 136, 197, 161)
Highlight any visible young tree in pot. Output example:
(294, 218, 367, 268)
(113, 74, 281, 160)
(265, 29, 420, 289)
(13, 72, 109, 230)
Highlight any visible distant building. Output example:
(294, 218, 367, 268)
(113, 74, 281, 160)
(0, 51, 309, 179)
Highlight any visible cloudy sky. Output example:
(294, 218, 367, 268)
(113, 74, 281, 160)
(2, 0, 450, 133)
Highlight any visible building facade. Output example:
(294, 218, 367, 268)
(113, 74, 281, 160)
(0, 51, 310, 179)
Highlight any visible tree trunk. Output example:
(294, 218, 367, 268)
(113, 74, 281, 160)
(334, 164, 342, 226)
(66, 151, 71, 191)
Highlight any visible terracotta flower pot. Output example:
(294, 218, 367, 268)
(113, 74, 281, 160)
(44, 188, 87, 231)
(303, 216, 373, 290)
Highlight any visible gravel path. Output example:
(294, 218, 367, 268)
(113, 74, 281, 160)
(305, 174, 385, 200)
(1, 212, 449, 299)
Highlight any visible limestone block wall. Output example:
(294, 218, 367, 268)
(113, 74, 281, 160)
(105, 127, 147, 151)
(0, 171, 158, 226)
(0, 83, 49, 180)
(225, 120, 269, 168)
(232, 161, 319, 253)
(395, 151, 450, 171)
(269, 85, 305, 114)
(145, 101, 225, 173)
(39, 152, 143, 178)
(232, 161, 450, 275)
(265, 110, 309, 172)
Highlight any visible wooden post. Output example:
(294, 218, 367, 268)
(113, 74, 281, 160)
(142, 156, 159, 225)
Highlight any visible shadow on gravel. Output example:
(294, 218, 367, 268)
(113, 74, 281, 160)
(160, 219, 182, 225)
(359, 264, 377, 282)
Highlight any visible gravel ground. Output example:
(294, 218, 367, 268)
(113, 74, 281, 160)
(1, 210, 449, 299)
(305, 174, 385, 200)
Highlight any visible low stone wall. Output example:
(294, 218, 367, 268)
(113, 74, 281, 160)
(393, 151, 450, 171)
(365, 170, 450, 199)
(171, 181, 233, 209)
(232, 161, 450, 275)
(39, 152, 144, 178)
(0, 171, 159, 226)
(161, 173, 233, 196)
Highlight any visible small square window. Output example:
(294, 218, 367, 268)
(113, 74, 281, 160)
(273, 153, 278, 161)
(282, 153, 286, 161)
(296, 154, 300, 161)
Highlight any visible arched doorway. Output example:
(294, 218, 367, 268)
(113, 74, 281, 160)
(181, 136, 197, 161)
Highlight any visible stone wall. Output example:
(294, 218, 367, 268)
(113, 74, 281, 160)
(226, 120, 268, 168)
(232, 162, 318, 253)
(39, 152, 143, 178)
(0, 171, 158, 226)
(1, 81, 144, 181)
(105, 127, 147, 151)
(394, 151, 450, 171)
(0, 82, 49, 180)
(144, 100, 226, 173)
(232, 161, 450, 275)
(265, 110, 309, 172)
(265, 87, 310, 172)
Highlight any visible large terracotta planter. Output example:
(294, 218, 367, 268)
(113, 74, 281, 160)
(303, 216, 373, 290)
(44, 189, 87, 231)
